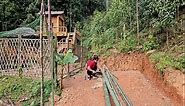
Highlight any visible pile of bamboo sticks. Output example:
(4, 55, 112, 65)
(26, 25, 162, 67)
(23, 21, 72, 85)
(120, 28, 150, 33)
(103, 65, 133, 106)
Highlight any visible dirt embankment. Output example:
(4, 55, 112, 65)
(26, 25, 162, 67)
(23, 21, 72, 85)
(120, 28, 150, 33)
(99, 52, 184, 105)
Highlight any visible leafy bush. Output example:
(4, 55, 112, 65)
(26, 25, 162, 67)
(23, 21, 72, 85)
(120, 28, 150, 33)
(175, 55, 185, 70)
(117, 35, 137, 52)
(150, 52, 185, 73)
(142, 35, 159, 51)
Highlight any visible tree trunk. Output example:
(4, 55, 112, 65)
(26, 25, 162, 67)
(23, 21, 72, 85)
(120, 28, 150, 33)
(60, 67, 64, 90)
(166, 31, 169, 50)
(136, 0, 140, 42)
(106, 0, 109, 11)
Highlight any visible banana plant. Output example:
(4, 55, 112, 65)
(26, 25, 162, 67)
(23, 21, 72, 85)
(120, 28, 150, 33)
(54, 49, 78, 89)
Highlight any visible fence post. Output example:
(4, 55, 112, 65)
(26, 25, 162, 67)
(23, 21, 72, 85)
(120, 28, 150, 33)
(18, 35, 21, 69)
(18, 35, 21, 66)
(54, 37, 58, 87)
(67, 33, 70, 76)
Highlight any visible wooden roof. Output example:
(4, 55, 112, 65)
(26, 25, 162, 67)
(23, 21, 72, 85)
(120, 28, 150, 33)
(44, 11, 64, 15)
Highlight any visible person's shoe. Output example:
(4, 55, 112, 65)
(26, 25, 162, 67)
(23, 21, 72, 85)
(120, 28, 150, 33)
(88, 76, 92, 80)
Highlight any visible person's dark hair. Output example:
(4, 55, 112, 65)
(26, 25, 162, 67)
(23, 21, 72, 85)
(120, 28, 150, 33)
(93, 55, 99, 61)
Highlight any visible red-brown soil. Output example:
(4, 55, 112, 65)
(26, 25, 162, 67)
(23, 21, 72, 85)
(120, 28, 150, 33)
(56, 52, 184, 106)
(113, 71, 173, 106)
(100, 52, 183, 105)
(56, 74, 105, 106)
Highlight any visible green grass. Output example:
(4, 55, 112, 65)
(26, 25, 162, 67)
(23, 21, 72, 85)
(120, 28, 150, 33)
(0, 75, 34, 101)
(0, 75, 55, 106)
(150, 52, 185, 74)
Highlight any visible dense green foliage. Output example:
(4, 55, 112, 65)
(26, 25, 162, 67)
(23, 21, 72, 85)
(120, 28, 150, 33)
(80, 0, 128, 53)
(0, 0, 40, 30)
(0, 76, 54, 105)
(140, 0, 180, 31)
(80, 0, 184, 53)
(79, 0, 184, 72)
(150, 52, 185, 73)
(0, 0, 106, 31)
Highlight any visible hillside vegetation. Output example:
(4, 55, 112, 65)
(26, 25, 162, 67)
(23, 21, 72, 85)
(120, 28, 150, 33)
(79, 0, 185, 72)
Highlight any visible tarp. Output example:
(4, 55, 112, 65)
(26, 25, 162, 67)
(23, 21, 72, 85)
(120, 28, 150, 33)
(0, 27, 36, 38)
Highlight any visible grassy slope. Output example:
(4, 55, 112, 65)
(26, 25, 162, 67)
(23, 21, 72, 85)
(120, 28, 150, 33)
(0, 75, 53, 106)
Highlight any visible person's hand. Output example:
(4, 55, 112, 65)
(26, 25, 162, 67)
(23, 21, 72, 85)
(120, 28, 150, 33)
(92, 70, 96, 73)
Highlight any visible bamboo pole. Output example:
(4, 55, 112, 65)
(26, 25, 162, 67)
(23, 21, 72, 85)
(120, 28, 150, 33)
(67, 33, 70, 75)
(103, 73, 111, 106)
(40, 0, 44, 105)
(67, 0, 72, 76)
(47, 0, 54, 106)
(107, 70, 133, 106)
(103, 66, 133, 106)
(104, 71, 121, 106)
(18, 34, 21, 72)
(54, 37, 58, 88)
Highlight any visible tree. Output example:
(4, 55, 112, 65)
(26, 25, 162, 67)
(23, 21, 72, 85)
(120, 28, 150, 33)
(136, 0, 139, 41)
(0, 0, 40, 31)
(0, 0, 106, 31)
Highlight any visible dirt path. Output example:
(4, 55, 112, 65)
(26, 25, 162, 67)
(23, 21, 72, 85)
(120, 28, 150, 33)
(113, 71, 175, 106)
(56, 71, 179, 106)
(56, 73, 105, 106)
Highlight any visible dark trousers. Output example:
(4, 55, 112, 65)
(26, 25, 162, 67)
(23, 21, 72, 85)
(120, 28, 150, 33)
(87, 70, 96, 79)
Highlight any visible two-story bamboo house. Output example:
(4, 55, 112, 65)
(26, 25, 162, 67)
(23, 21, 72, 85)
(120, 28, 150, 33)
(39, 11, 81, 55)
